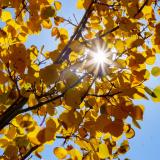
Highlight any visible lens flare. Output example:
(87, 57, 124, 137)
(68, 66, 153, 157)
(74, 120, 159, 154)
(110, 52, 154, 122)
(84, 42, 113, 76)
(93, 50, 106, 65)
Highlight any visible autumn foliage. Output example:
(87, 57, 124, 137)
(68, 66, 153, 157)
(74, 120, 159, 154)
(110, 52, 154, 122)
(0, 0, 160, 159)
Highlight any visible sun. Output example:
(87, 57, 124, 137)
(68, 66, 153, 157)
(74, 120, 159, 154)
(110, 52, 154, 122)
(93, 49, 107, 65)
(84, 42, 113, 76)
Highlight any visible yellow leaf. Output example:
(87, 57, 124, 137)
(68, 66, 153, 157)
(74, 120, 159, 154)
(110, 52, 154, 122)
(115, 39, 125, 53)
(51, 27, 59, 37)
(146, 56, 156, 65)
(142, 6, 153, 19)
(69, 51, 78, 62)
(54, 147, 67, 159)
(28, 126, 41, 145)
(29, 45, 38, 61)
(151, 66, 160, 77)
(76, 139, 92, 150)
(9, 43, 27, 74)
(28, 93, 38, 107)
(47, 0, 54, 4)
(125, 127, 135, 139)
(152, 86, 160, 102)
(6, 126, 17, 139)
(119, 17, 135, 32)
(1, 11, 12, 22)
(98, 144, 109, 159)
(68, 148, 82, 160)
(76, 0, 84, 9)
(104, 16, 114, 30)
(42, 19, 52, 29)
(54, 1, 62, 10)
(59, 28, 68, 41)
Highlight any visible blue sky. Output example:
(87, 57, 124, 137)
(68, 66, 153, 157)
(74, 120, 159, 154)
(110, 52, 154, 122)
(1, 0, 160, 159)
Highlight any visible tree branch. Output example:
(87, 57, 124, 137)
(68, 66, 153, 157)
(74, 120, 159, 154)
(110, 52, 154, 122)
(0, 97, 28, 130)
(21, 145, 40, 160)
(134, 0, 149, 18)
(87, 91, 122, 98)
(55, 0, 95, 63)
(18, 73, 87, 114)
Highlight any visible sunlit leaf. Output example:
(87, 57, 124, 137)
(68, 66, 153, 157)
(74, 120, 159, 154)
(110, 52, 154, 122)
(152, 86, 160, 102)
(98, 144, 109, 159)
(151, 66, 160, 77)
(1, 11, 12, 22)
(54, 1, 62, 10)
(54, 147, 67, 159)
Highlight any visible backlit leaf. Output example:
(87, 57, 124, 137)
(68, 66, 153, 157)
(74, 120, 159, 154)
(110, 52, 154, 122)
(151, 66, 160, 77)
(152, 86, 160, 102)
(98, 144, 109, 159)
(54, 147, 67, 159)
(54, 1, 62, 10)
(40, 64, 59, 85)
(1, 11, 12, 22)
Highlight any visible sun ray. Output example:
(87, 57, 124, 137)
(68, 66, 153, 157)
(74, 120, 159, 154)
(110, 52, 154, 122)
(84, 42, 113, 76)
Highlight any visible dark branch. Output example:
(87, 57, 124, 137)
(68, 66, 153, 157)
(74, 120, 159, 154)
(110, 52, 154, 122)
(0, 97, 28, 130)
(18, 73, 87, 114)
(21, 145, 40, 160)
(55, 0, 95, 63)
(87, 91, 122, 98)
(134, 0, 149, 18)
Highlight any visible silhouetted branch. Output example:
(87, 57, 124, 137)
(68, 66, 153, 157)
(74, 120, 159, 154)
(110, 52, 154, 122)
(134, 0, 149, 18)
(21, 145, 40, 160)
(55, 0, 95, 63)
(18, 73, 88, 114)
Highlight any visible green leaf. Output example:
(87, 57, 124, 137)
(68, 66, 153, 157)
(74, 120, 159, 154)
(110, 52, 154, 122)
(152, 86, 160, 102)
(151, 66, 160, 77)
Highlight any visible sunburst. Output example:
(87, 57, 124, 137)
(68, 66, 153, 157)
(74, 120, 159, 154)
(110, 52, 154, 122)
(84, 42, 113, 76)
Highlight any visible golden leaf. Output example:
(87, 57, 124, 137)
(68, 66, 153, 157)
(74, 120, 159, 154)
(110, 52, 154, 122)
(115, 39, 125, 53)
(54, 1, 62, 10)
(1, 11, 12, 22)
(68, 148, 82, 160)
(54, 147, 68, 159)
(98, 144, 109, 159)
(28, 93, 38, 107)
